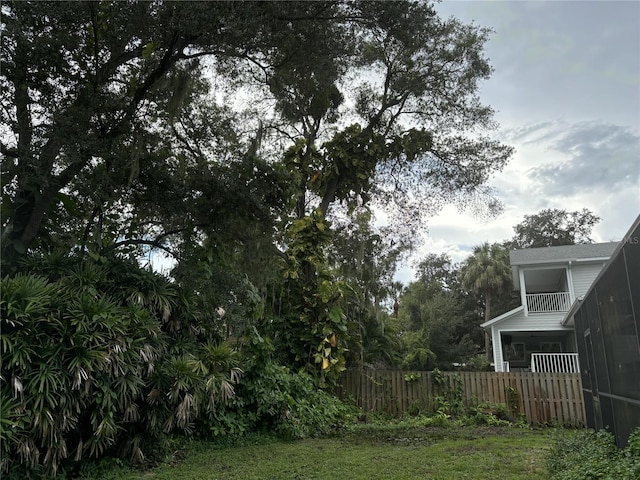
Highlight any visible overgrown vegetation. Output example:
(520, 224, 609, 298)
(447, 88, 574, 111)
(547, 428, 640, 480)
(0, 254, 359, 476)
(399, 369, 525, 427)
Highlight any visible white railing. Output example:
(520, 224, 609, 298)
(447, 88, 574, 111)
(531, 353, 580, 373)
(526, 292, 571, 313)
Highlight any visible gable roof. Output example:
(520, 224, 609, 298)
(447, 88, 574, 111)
(509, 242, 619, 266)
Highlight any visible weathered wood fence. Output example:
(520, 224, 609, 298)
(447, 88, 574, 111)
(335, 369, 586, 426)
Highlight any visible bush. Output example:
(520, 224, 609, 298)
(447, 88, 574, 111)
(220, 360, 357, 440)
(1, 253, 357, 475)
(547, 428, 640, 480)
(0, 254, 242, 476)
(1, 272, 163, 475)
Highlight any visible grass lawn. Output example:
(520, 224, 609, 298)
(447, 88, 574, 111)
(90, 425, 552, 480)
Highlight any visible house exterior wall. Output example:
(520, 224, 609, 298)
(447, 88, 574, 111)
(571, 263, 607, 297)
(488, 242, 619, 373)
(491, 311, 574, 372)
(497, 311, 566, 331)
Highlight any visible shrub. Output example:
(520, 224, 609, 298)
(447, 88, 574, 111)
(548, 428, 640, 480)
(462, 354, 492, 371)
(1, 253, 358, 475)
(1, 273, 161, 475)
(0, 254, 242, 476)
(222, 360, 357, 440)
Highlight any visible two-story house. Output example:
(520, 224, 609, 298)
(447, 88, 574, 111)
(481, 242, 619, 373)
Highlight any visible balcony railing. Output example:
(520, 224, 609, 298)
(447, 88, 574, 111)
(531, 353, 580, 373)
(526, 292, 571, 313)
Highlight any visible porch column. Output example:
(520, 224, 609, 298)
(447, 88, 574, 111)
(492, 328, 504, 372)
(519, 269, 528, 316)
(566, 262, 575, 303)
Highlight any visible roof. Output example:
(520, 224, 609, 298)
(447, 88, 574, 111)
(509, 242, 619, 266)
(480, 306, 525, 329)
(561, 296, 584, 327)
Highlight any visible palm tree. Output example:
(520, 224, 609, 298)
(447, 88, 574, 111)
(461, 242, 512, 362)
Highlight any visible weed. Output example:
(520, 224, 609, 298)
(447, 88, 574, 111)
(547, 428, 640, 480)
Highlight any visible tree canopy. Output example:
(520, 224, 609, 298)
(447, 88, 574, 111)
(398, 252, 483, 371)
(1, 0, 514, 378)
(507, 208, 601, 249)
(1, 0, 512, 263)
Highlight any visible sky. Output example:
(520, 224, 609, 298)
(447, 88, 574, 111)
(394, 0, 640, 283)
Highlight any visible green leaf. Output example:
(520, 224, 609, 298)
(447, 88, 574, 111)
(142, 41, 155, 58)
(328, 305, 343, 324)
(54, 192, 79, 216)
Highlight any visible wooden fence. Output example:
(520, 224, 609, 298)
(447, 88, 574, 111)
(335, 369, 586, 426)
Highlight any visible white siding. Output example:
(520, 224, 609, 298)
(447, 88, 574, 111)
(496, 310, 567, 331)
(572, 263, 606, 297)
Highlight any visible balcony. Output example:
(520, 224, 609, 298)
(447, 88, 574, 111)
(526, 292, 571, 313)
(531, 353, 580, 373)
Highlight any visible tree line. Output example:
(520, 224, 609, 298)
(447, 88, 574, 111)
(393, 207, 600, 371)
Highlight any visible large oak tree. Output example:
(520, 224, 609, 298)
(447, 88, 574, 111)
(2, 1, 512, 261)
(2, 1, 514, 378)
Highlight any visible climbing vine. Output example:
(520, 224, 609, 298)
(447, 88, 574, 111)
(271, 210, 350, 384)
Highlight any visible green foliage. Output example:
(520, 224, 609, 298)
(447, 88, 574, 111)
(504, 385, 520, 415)
(1, 0, 513, 274)
(2, 0, 517, 415)
(2, 272, 157, 474)
(398, 256, 483, 370)
(430, 369, 465, 417)
(460, 242, 511, 303)
(406, 399, 524, 428)
(547, 428, 640, 480)
(463, 354, 493, 371)
(1, 2, 524, 473)
(508, 208, 601, 249)
(270, 209, 350, 381)
(0, 254, 242, 476)
(219, 361, 357, 441)
(466, 402, 514, 426)
(328, 209, 406, 369)
(460, 242, 512, 360)
(403, 372, 422, 383)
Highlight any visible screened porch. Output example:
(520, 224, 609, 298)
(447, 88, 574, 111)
(500, 331, 579, 373)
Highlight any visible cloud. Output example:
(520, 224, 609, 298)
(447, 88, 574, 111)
(593, 191, 640, 243)
(400, 1, 640, 283)
(448, 1, 640, 128)
(525, 121, 639, 196)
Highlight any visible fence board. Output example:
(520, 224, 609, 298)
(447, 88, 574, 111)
(337, 369, 585, 426)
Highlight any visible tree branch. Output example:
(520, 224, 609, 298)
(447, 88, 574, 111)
(102, 238, 181, 261)
(0, 143, 19, 159)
